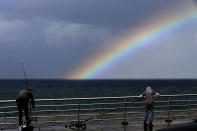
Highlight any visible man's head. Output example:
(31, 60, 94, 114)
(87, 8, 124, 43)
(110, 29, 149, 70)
(146, 86, 152, 90)
(26, 88, 32, 92)
(146, 86, 153, 93)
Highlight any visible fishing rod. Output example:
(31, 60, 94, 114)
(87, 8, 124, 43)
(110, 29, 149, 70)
(67, 106, 122, 129)
(22, 65, 29, 88)
(22, 65, 35, 127)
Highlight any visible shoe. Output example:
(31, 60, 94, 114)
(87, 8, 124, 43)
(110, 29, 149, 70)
(144, 121, 148, 126)
(149, 123, 153, 127)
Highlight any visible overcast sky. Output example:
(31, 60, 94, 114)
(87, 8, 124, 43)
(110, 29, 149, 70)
(0, 0, 197, 79)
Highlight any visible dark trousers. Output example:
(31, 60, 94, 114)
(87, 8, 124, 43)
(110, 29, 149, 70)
(144, 103, 154, 124)
(17, 101, 29, 126)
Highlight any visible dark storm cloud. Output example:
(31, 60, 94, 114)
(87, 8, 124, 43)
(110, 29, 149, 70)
(0, 17, 112, 78)
(0, 0, 178, 30)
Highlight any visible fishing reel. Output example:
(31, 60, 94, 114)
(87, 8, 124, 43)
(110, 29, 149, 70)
(18, 122, 34, 131)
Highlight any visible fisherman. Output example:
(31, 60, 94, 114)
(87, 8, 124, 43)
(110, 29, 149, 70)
(139, 86, 160, 127)
(16, 88, 35, 126)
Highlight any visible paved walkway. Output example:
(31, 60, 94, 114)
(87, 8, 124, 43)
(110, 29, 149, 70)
(1, 118, 194, 131)
(1, 121, 189, 131)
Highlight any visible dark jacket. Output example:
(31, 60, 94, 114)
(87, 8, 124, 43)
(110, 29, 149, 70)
(16, 89, 35, 108)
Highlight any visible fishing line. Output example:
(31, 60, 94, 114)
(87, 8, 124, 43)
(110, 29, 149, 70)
(159, 86, 176, 93)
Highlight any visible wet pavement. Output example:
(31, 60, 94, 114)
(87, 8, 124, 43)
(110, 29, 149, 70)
(2, 120, 193, 131)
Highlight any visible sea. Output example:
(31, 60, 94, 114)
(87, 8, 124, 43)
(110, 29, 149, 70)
(0, 79, 197, 100)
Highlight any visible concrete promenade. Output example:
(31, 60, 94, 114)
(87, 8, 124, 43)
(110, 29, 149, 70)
(2, 119, 194, 131)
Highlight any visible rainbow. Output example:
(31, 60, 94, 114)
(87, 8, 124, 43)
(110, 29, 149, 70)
(67, 4, 197, 79)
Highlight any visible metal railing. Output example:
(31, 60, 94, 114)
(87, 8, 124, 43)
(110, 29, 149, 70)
(1, 94, 197, 129)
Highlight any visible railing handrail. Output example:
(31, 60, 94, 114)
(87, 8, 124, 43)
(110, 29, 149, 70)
(1, 93, 197, 103)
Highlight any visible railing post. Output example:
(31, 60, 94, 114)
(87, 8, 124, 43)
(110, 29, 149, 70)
(99, 104, 103, 121)
(77, 99, 80, 124)
(187, 96, 191, 118)
(4, 109, 7, 126)
(122, 97, 128, 125)
(75, 99, 86, 129)
(165, 96, 172, 126)
(53, 106, 56, 125)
